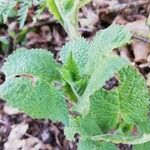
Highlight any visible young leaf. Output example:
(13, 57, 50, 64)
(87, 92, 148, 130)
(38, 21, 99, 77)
(0, 48, 69, 125)
(75, 25, 132, 115)
(77, 55, 129, 115)
(85, 25, 132, 75)
(89, 66, 149, 131)
(63, 53, 81, 82)
(60, 53, 81, 102)
(60, 37, 89, 73)
(64, 116, 101, 140)
(46, 0, 79, 39)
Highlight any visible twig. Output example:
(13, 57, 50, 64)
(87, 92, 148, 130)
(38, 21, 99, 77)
(133, 34, 150, 44)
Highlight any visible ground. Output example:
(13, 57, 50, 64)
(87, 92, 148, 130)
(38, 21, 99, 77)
(0, 0, 150, 150)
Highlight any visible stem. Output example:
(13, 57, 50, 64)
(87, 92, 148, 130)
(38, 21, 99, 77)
(62, 0, 80, 40)
(64, 20, 80, 40)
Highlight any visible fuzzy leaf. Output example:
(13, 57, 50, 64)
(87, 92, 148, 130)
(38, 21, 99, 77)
(77, 55, 129, 114)
(63, 53, 80, 81)
(85, 25, 131, 75)
(2, 48, 60, 82)
(75, 25, 131, 114)
(138, 118, 150, 134)
(64, 115, 101, 140)
(46, 0, 79, 38)
(78, 139, 117, 150)
(60, 37, 89, 72)
(60, 53, 81, 102)
(89, 66, 149, 131)
(0, 48, 69, 125)
(133, 142, 150, 150)
(65, 116, 117, 150)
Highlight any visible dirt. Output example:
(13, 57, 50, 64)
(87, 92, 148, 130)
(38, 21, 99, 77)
(0, 0, 150, 150)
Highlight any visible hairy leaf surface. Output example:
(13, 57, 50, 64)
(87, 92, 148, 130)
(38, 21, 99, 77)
(73, 25, 132, 114)
(77, 55, 129, 114)
(78, 139, 117, 150)
(60, 37, 89, 72)
(0, 49, 69, 125)
(133, 142, 150, 150)
(85, 25, 131, 74)
(64, 116, 117, 150)
(46, 0, 79, 38)
(89, 66, 149, 131)
(64, 116, 100, 140)
(2, 48, 60, 82)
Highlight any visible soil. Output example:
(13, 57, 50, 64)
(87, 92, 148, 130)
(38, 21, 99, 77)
(0, 0, 150, 150)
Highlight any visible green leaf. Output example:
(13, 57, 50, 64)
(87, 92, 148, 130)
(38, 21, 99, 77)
(89, 66, 149, 131)
(2, 48, 60, 82)
(92, 132, 150, 145)
(46, 0, 79, 39)
(77, 55, 129, 115)
(60, 37, 89, 72)
(63, 53, 80, 81)
(85, 25, 131, 75)
(75, 25, 131, 115)
(60, 53, 81, 102)
(0, 48, 69, 125)
(65, 116, 117, 150)
(64, 115, 101, 140)
(133, 142, 150, 150)
(138, 118, 150, 134)
(78, 139, 117, 150)
(117, 67, 149, 124)
(46, 0, 63, 23)
(64, 115, 117, 150)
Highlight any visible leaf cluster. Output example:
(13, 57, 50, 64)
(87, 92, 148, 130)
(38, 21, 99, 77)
(1, 25, 150, 149)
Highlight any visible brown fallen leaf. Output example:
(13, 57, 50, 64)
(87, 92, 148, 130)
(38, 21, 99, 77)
(7, 122, 28, 140)
(132, 39, 150, 63)
(119, 47, 132, 61)
(126, 17, 150, 38)
(79, 7, 99, 32)
(3, 105, 19, 115)
(4, 122, 53, 150)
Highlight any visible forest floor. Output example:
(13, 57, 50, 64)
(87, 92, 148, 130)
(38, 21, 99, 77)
(0, 0, 150, 150)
